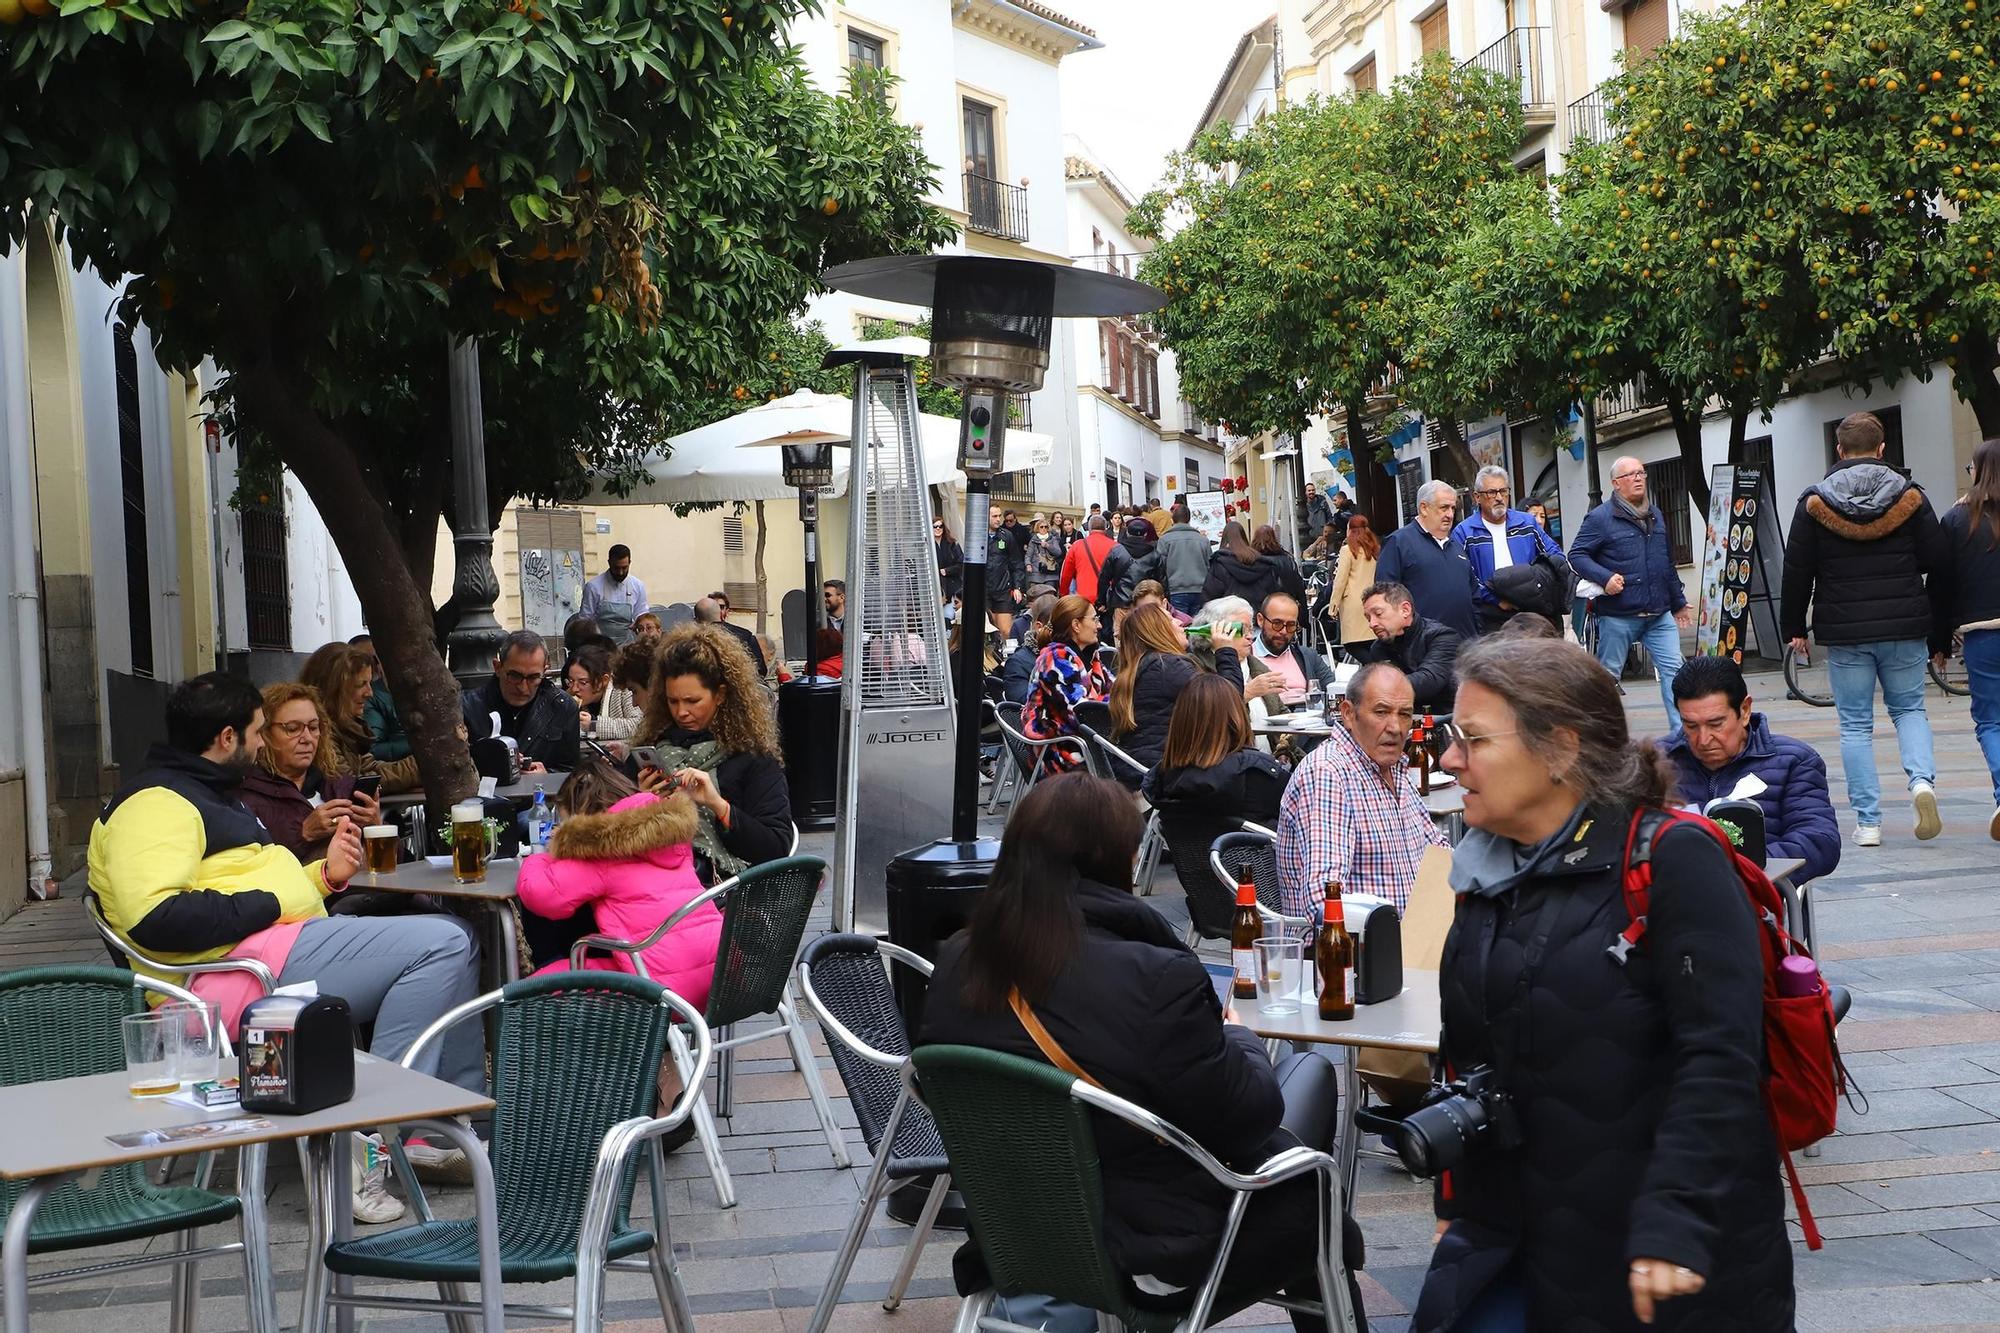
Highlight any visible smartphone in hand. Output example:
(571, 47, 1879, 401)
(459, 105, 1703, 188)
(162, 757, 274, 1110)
(352, 775, 382, 800)
(631, 746, 662, 771)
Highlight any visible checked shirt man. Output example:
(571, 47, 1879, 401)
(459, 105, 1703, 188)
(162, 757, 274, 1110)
(1276, 662, 1447, 921)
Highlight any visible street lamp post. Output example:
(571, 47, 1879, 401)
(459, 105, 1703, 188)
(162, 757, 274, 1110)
(443, 336, 506, 686)
(780, 437, 837, 645)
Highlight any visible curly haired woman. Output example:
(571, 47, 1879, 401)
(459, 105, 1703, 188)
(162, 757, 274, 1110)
(629, 623, 792, 882)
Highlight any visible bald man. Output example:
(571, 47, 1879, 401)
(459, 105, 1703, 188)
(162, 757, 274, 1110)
(693, 596, 768, 677)
(1568, 456, 1694, 726)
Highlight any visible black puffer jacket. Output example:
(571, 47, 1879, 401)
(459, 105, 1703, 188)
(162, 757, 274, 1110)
(1416, 804, 1791, 1333)
(1115, 647, 1241, 773)
(1931, 500, 2000, 644)
(1364, 615, 1461, 712)
(1097, 532, 1165, 612)
(921, 878, 1289, 1279)
(1261, 550, 1308, 606)
(1780, 459, 1946, 646)
(1143, 747, 1289, 826)
(1202, 551, 1282, 609)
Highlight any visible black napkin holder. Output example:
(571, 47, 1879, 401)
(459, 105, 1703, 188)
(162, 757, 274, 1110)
(1704, 798, 1767, 867)
(238, 994, 355, 1115)
(1353, 901, 1404, 1005)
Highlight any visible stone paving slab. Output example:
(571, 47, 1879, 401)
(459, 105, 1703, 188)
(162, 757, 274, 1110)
(3, 673, 1996, 1331)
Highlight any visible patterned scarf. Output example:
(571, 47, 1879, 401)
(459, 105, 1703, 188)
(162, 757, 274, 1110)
(647, 733, 748, 881)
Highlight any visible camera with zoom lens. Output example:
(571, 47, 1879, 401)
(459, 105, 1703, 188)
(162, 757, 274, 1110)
(1390, 1066, 1521, 1179)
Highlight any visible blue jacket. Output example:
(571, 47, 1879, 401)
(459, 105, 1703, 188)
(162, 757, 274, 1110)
(1375, 521, 1478, 639)
(1568, 498, 1687, 618)
(1663, 713, 1841, 883)
(1452, 509, 1572, 609)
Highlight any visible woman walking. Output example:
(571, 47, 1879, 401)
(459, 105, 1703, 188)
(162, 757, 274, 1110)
(1933, 436, 2000, 841)
(1329, 515, 1381, 657)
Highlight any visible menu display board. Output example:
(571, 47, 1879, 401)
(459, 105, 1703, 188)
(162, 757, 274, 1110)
(1185, 489, 1228, 546)
(1696, 465, 1784, 661)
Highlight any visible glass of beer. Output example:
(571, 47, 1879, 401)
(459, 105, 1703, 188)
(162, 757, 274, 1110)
(122, 1011, 179, 1097)
(451, 801, 488, 884)
(363, 824, 400, 875)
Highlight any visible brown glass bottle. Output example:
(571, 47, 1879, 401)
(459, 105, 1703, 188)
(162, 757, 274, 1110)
(1230, 880, 1260, 1000)
(1414, 723, 1433, 795)
(1316, 891, 1355, 1021)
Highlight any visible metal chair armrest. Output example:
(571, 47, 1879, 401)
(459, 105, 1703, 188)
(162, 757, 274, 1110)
(1068, 1079, 1336, 1193)
(568, 877, 736, 970)
(796, 941, 933, 1070)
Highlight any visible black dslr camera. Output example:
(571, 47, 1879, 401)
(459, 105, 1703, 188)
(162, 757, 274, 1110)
(1390, 1066, 1521, 1178)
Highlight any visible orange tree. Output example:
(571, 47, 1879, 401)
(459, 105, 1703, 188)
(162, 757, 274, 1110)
(0, 3, 951, 799)
(1129, 58, 1526, 533)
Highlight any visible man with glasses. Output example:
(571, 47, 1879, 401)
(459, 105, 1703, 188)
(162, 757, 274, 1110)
(1569, 456, 1695, 726)
(1377, 479, 1478, 639)
(460, 629, 578, 773)
(1452, 465, 1573, 634)
(1276, 662, 1448, 917)
(1252, 592, 1338, 708)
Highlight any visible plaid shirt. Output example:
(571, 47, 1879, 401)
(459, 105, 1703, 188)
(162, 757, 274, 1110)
(1275, 723, 1447, 920)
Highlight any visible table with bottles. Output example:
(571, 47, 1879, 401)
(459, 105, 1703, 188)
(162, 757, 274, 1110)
(351, 857, 526, 983)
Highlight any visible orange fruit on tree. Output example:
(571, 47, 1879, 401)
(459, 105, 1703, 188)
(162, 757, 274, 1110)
(0, 0, 27, 26)
(821, 196, 839, 215)
(20, 0, 53, 17)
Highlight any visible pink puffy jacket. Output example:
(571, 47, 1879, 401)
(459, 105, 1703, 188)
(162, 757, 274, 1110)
(516, 791, 722, 1008)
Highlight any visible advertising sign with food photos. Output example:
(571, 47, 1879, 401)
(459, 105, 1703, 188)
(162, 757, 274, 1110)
(1696, 465, 1784, 661)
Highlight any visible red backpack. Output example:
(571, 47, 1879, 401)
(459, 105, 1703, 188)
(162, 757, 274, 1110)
(1615, 807, 1853, 1250)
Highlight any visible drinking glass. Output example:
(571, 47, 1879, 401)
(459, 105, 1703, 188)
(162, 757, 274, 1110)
(161, 1000, 220, 1086)
(363, 823, 400, 874)
(451, 801, 489, 884)
(1253, 937, 1303, 1016)
(122, 1011, 178, 1098)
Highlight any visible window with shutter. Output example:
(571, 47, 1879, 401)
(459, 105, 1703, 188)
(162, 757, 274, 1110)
(1351, 57, 1377, 94)
(1418, 6, 1450, 58)
(1623, 0, 1669, 61)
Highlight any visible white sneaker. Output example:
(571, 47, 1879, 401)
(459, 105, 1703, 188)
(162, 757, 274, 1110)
(351, 1133, 405, 1225)
(1855, 825, 1882, 848)
(404, 1138, 473, 1185)
(1913, 782, 1943, 841)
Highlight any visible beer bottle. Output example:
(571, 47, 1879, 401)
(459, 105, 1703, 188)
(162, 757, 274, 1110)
(1316, 890, 1355, 1021)
(1230, 880, 1260, 1000)
(1414, 722, 1433, 795)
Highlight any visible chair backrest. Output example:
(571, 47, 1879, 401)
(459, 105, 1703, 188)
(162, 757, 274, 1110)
(1212, 829, 1286, 919)
(704, 855, 828, 1029)
(82, 891, 134, 970)
(1158, 810, 1250, 939)
(910, 1045, 1135, 1317)
(797, 934, 946, 1165)
(658, 602, 695, 630)
(992, 702, 1048, 777)
(487, 972, 676, 1234)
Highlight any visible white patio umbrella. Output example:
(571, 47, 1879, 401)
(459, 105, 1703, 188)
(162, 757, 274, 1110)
(585, 388, 1053, 506)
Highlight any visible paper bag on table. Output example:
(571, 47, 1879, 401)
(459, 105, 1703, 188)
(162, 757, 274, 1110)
(1358, 846, 1454, 1105)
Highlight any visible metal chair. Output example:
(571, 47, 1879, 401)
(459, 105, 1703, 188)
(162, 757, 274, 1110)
(313, 972, 711, 1333)
(572, 855, 848, 1209)
(84, 891, 277, 996)
(1210, 828, 1309, 938)
(0, 966, 275, 1333)
(1072, 712, 1165, 895)
(1156, 810, 1262, 945)
(795, 935, 951, 1333)
(910, 1045, 1360, 1333)
(992, 701, 1083, 803)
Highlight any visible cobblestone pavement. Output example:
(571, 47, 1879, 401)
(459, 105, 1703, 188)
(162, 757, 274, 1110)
(4, 668, 1997, 1331)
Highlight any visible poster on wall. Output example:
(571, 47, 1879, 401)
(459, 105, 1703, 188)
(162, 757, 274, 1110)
(1695, 465, 1784, 661)
(1185, 489, 1227, 546)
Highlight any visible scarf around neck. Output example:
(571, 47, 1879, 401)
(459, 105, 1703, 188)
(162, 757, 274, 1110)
(1614, 493, 1654, 530)
(648, 730, 748, 880)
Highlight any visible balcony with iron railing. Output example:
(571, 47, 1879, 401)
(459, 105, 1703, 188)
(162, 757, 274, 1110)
(1461, 27, 1554, 126)
(1595, 372, 1659, 424)
(1567, 84, 1611, 147)
(964, 171, 1030, 244)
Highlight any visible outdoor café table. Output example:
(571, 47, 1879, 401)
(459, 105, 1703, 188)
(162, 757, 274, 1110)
(1422, 782, 1465, 844)
(1250, 713, 1338, 740)
(1242, 968, 1442, 1203)
(352, 858, 526, 985)
(0, 1052, 494, 1333)
(495, 770, 570, 804)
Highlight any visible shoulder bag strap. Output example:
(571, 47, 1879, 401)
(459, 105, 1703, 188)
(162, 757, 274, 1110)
(1008, 987, 1105, 1089)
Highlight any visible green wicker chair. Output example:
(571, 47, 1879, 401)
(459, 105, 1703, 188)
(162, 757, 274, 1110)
(0, 966, 275, 1333)
(909, 1045, 1359, 1333)
(571, 854, 848, 1208)
(311, 972, 712, 1333)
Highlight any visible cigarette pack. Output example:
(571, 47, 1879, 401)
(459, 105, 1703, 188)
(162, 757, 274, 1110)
(192, 1077, 241, 1107)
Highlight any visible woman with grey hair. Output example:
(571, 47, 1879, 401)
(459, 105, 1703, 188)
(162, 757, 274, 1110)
(1417, 635, 1789, 1332)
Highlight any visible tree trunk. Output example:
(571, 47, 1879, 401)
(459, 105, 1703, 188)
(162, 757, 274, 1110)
(753, 498, 769, 639)
(1954, 333, 2000, 437)
(1725, 405, 1750, 466)
(1433, 416, 1483, 488)
(1344, 401, 1399, 537)
(234, 361, 480, 811)
(1662, 392, 1713, 517)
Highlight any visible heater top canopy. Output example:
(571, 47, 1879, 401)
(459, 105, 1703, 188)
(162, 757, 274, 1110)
(822, 255, 1164, 321)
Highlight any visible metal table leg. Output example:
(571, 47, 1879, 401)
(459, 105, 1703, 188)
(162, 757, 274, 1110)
(2, 1172, 77, 1333)
(298, 1135, 336, 1333)
(1338, 1049, 1363, 1203)
(331, 1133, 356, 1333)
(235, 1144, 279, 1333)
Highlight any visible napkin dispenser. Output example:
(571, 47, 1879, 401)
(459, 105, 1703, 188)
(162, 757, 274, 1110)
(1344, 894, 1404, 1005)
(238, 994, 355, 1115)
(1702, 798, 1766, 867)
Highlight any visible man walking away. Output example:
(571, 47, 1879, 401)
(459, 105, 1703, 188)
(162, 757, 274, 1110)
(1154, 503, 1212, 618)
(1568, 456, 1694, 726)
(1376, 480, 1477, 639)
(1060, 513, 1118, 607)
(1452, 465, 1574, 634)
(1781, 411, 1949, 845)
(579, 544, 648, 645)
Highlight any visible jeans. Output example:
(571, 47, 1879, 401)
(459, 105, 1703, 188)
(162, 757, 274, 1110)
(278, 914, 485, 1093)
(1169, 592, 1205, 618)
(1455, 1265, 1527, 1332)
(1826, 639, 1936, 827)
(1589, 611, 1686, 727)
(1963, 628, 2000, 806)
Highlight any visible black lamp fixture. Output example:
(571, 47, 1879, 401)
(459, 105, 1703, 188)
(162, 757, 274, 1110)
(821, 254, 1163, 839)
(779, 434, 838, 490)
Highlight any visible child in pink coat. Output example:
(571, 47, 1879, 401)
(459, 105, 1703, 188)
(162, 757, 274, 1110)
(516, 763, 722, 1009)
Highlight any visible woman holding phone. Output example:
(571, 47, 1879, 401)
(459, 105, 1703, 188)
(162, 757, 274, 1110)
(239, 682, 381, 863)
(628, 624, 792, 884)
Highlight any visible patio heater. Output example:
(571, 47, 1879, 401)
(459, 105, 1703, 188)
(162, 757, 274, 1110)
(821, 255, 1162, 946)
